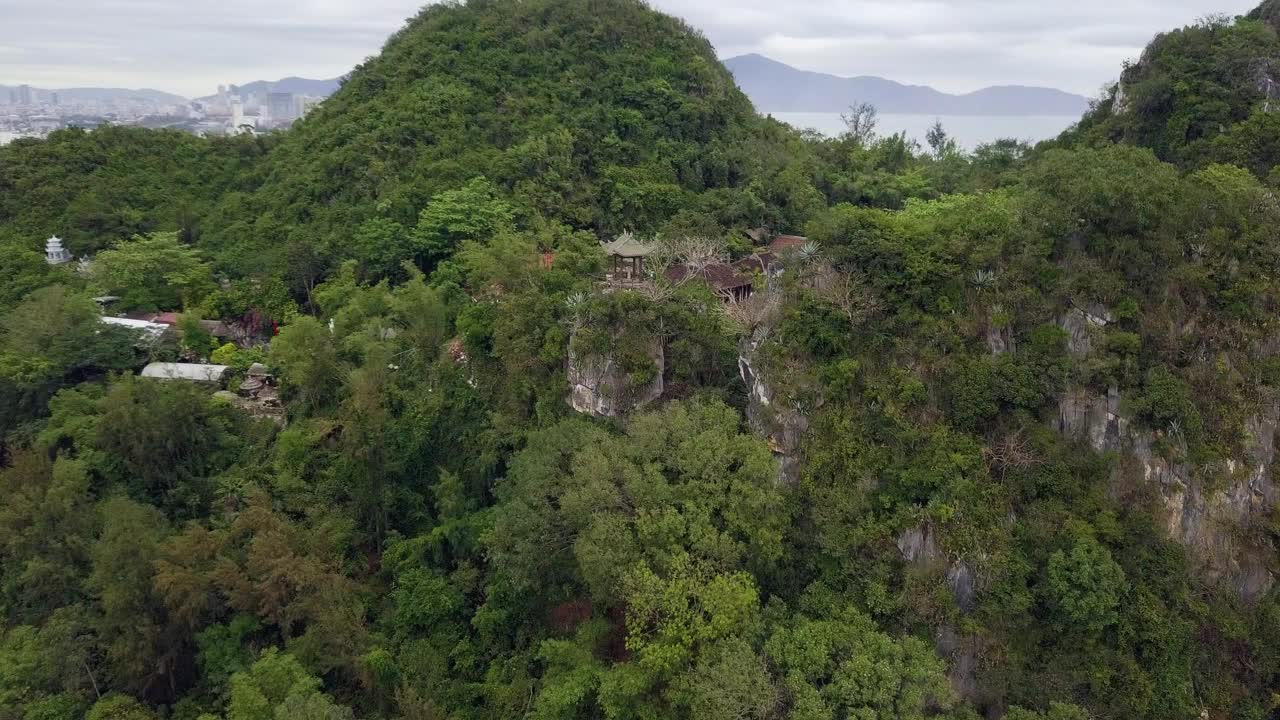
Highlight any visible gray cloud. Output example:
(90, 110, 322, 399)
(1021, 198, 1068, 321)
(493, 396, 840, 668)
(0, 0, 1263, 97)
(655, 0, 1260, 94)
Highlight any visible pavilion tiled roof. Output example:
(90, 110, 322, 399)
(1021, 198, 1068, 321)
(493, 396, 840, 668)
(602, 232, 657, 258)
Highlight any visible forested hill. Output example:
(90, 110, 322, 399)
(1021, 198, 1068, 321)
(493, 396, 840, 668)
(200, 0, 772, 275)
(1064, 4, 1280, 175)
(5, 1, 1280, 720)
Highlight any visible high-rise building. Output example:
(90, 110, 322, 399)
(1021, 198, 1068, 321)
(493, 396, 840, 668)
(298, 96, 324, 118)
(267, 92, 296, 126)
(17, 85, 33, 105)
(50, 92, 59, 106)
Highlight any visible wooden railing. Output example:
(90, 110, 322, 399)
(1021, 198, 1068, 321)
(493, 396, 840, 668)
(602, 274, 652, 292)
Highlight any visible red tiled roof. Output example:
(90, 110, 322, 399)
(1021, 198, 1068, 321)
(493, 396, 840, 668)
(769, 235, 808, 252)
(666, 263, 752, 291)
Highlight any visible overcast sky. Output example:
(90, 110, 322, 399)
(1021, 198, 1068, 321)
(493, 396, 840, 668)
(0, 0, 1262, 98)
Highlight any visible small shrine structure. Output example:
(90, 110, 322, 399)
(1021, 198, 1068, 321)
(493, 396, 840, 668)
(45, 235, 72, 265)
(602, 232, 656, 287)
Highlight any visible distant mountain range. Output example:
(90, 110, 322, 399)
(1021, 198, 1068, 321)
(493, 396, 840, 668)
(194, 76, 343, 103)
(0, 85, 188, 105)
(723, 54, 1089, 116)
(6, 59, 1083, 118)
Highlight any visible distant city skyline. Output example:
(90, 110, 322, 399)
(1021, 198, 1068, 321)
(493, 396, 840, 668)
(0, 0, 1264, 97)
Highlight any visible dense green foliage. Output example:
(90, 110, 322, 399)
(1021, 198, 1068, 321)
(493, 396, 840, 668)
(3, 1, 1280, 720)
(193, 0, 781, 278)
(0, 126, 270, 256)
(1066, 5, 1280, 177)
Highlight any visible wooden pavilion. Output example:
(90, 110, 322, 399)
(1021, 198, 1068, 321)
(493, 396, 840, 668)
(602, 232, 656, 284)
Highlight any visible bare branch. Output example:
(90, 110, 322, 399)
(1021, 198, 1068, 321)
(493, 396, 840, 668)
(721, 287, 782, 336)
(812, 265, 882, 329)
(841, 102, 878, 145)
(661, 236, 729, 275)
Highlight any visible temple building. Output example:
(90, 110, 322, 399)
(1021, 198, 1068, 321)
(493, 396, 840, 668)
(666, 262, 754, 302)
(44, 235, 72, 265)
(209, 363, 286, 426)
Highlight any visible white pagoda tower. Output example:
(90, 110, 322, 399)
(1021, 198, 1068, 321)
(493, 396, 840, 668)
(45, 235, 72, 265)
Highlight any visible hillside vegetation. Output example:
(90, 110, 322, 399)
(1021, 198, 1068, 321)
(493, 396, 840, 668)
(199, 0, 773, 275)
(1066, 4, 1280, 176)
(1, 2, 1280, 720)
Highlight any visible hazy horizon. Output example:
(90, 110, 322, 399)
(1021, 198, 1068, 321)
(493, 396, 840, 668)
(0, 0, 1261, 98)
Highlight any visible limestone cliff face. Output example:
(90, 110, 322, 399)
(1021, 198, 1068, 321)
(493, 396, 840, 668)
(1249, 0, 1280, 33)
(896, 525, 982, 703)
(1061, 302, 1113, 360)
(1128, 403, 1280, 600)
(1053, 305, 1278, 600)
(985, 304, 1017, 356)
(1056, 385, 1126, 453)
(985, 324, 1016, 356)
(738, 326, 811, 484)
(567, 332, 664, 418)
(1111, 80, 1131, 115)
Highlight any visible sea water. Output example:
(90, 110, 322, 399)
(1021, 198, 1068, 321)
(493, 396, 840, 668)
(767, 112, 1079, 149)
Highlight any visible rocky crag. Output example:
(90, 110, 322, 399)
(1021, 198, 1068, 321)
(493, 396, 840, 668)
(1054, 304, 1278, 600)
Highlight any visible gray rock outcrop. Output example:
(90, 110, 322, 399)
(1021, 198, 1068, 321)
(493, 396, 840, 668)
(739, 327, 812, 484)
(1053, 304, 1277, 600)
(896, 524, 984, 703)
(567, 334, 664, 418)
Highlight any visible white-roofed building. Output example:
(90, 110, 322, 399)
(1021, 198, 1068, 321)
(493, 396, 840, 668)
(101, 316, 169, 341)
(140, 363, 230, 384)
